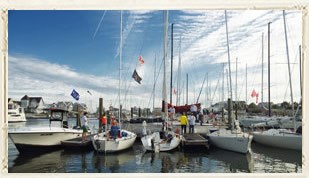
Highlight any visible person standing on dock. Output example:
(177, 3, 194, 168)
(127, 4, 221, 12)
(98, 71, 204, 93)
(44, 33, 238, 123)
(180, 112, 188, 134)
(188, 112, 196, 133)
(81, 112, 89, 142)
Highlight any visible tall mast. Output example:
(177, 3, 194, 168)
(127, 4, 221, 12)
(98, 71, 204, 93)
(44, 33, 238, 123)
(153, 54, 156, 111)
(283, 10, 295, 130)
(170, 23, 174, 105)
(225, 10, 233, 103)
(268, 22, 271, 117)
(235, 57, 238, 102)
(299, 45, 302, 97)
(222, 64, 225, 106)
(163, 11, 169, 121)
(186, 73, 188, 104)
(261, 32, 264, 107)
(119, 10, 123, 127)
(177, 35, 182, 106)
(246, 64, 247, 104)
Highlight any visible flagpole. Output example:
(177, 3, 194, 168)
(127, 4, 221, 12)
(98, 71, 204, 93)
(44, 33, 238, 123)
(170, 23, 174, 105)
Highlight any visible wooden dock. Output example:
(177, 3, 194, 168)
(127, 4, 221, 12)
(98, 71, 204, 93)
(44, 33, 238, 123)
(181, 133, 209, 149)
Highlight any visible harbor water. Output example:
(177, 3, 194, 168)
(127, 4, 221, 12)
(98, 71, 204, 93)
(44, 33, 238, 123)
(8, 118, 302, 173)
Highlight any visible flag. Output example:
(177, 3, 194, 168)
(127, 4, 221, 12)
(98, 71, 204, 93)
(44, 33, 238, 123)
(251, 89, 257, 98)
(138, 55, 144, 65)
(132, 69, 142, 84)
(71, 89, 80, 101)
(87, 90, 92, 95)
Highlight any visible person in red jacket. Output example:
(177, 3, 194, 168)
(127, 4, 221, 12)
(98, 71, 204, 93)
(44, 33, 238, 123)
(100, 113, 107, 132)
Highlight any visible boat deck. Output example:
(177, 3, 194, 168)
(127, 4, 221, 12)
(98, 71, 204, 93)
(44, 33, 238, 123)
(61, 136, 92, 149)
(182, 133, 209, 149)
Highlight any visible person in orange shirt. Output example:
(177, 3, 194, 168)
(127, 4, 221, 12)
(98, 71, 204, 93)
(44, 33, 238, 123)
(100, 113, 107, 132)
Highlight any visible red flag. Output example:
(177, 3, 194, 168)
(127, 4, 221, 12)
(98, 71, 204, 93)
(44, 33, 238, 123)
(251, 89, 257, 98)
(138, 55, 144, 65)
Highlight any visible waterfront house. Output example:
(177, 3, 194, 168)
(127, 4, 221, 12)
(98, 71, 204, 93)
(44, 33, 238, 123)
(57, 101, 74, 111)
(8, 98, 22, 109)
(72, 102, 88, 112)
(21, 95, 45, 113)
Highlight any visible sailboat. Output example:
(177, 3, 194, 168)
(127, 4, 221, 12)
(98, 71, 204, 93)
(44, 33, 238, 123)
(207, 10, 253, 154)
(141, 11, 181, 152)
(252, 11, 302, 151)
(91, 11, 137, 153)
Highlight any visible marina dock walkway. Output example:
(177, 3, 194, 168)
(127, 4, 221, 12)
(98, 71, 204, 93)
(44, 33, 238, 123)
(181, 133, 209, 149)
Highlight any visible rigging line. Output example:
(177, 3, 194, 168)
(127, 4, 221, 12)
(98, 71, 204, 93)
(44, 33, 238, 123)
(147, 55, 164, 108)
(92, 10, 107, 39)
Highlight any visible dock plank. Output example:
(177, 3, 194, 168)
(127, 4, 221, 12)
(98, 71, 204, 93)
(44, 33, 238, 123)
(182, 133, 209, 148)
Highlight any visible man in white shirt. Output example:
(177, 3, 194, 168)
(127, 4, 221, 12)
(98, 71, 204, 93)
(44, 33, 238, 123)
(188, 112, 196, 134)
(81, 112, 89, 141)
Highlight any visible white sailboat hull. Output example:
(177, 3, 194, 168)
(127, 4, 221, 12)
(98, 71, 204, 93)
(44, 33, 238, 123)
(141, 132, 181, 152)
(252, 129, 301, 150)
(92, 130, 137, 153)
(9, 127, 83, 152)
(208, 129, 253, 154)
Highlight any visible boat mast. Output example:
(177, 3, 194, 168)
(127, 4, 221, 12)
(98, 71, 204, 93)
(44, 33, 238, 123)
(267, 22, 271, 117)
(261, 32, 264, 108)
(153, 54, 156, 112)
(186, 73, 188, 104)
(283, 10, 295, 130)
(246, 63, 247, 104)
(225, 10, 233, 103)
(119, 10, 123, 127)
(222, 64, 225, 108)
(235, 57, 238, 102)
(299, 45, 302, 98)
(177, 35, 182, 106)
(170, 23, 174, 105)
(163, 11, 169, 123)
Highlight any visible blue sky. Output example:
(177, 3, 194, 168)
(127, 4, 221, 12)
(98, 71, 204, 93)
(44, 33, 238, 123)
(8, 10, 302, 111)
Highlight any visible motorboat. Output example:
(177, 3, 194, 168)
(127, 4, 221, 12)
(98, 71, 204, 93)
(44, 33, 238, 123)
(8, 108, 84, 153)
(8, 107, 26, 123)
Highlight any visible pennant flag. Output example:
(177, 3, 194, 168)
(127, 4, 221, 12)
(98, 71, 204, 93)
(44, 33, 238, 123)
(132, 69, 142, 84)
(87, 90, 92, 95)
(71, 89, 80, 101)
(251, 89, 257, 98)
(138, 55, 144, 65)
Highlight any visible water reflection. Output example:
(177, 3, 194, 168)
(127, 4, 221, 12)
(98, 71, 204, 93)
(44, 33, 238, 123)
(207, 148, 253, 173)
(9, 150, 65, 173)
(91, 148, 136, 173)
(251, 142, 302, 173)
